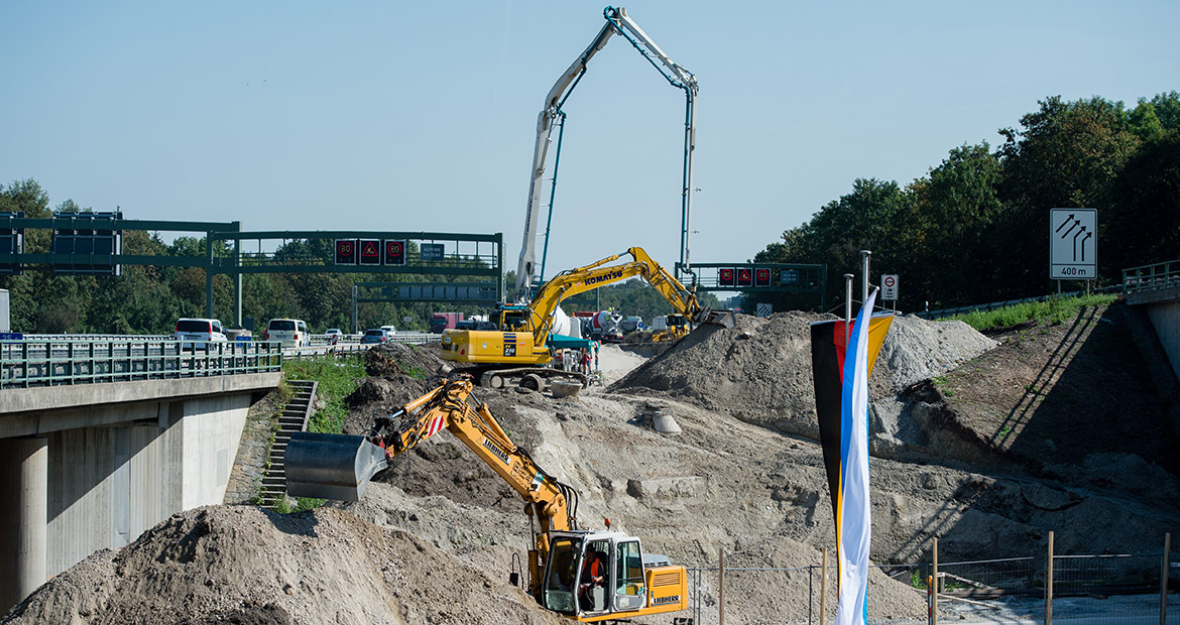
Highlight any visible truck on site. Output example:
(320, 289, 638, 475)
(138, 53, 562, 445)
(429, 312, 465, 334)
(285, 375, 688, 621)
(441, 247, 733, 389)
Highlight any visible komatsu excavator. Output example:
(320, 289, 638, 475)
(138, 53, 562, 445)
(441, 246, 734, 388)
(285, 375, 688, 622)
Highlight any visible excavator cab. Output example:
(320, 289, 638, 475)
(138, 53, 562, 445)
(540, 530, 684, 621)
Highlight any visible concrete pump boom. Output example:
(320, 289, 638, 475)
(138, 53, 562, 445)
(515, 6, 699, 302)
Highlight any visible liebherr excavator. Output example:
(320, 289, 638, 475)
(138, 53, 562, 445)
(285, 376, 688, 621)
(441, 246, 734, 388)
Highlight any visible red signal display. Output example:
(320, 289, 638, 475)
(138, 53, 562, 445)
(719, 267, 735, 287)
(737, 268, 753, 287)
(755, 268, 771, 287)
(383, 239, 406, 266)
(359, 239, 381, 265)
(334, 239, 357, 265)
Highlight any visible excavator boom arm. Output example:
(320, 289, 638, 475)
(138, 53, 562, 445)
(526, 247, 733, 347)
(370, 378, 574, 531)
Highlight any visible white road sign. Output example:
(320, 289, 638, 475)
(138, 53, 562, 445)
(756, 302, 773, 318)
(881, 274, 898, 301)
(1050, 208, 1097, 279)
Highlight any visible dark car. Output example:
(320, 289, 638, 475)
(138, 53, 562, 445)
(360, 329, 388, 344)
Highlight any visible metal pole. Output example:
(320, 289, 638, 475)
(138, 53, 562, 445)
(718, 547, 725, 625)
(233, 233, 242, 328)
(844, 274, 854, 347)
(1162, 532, 1171, 625)
(538, 113, 566, 286)
(860, 250, 871, 308)
(351, 285, 358, 334)
(932, 537, 939, 625)
(679, 87, 697, 279)
(1046, 530, 1055, 625)
(820, 547, 828, 625)
(205, 233, 215, 319)
(496, 232, 504, 305)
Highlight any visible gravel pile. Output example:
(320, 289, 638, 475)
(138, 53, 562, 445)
(610, 311, 996, 440)
(2, 506, 565, 625)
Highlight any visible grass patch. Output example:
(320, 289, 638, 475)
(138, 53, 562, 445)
(946, 293, 1117, 332)
(283, 355, 366, 434)
(274, 355, 366, 513)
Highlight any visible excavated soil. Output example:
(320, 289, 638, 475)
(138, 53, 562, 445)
(8, 303, 1179, 624)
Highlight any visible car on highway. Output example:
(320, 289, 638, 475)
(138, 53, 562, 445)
(262, 318, 310, 347)
(360, 329, 389, 344)
(380, 325, 397, 335)
(175, 318, 227, 349)
(324, 328, 344, 339)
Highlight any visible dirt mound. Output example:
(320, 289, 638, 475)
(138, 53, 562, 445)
(2, 506, 565, 625)
(609, 311, 995, 442)
(364, 342, 448, 379)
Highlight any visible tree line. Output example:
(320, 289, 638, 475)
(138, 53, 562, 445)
(749, 92, 1180, 314)
(4, 92, 1176, 332)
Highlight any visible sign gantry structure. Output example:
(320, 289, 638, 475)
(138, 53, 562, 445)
(0, 213, 503, 328)
(678, 262, 828, 311)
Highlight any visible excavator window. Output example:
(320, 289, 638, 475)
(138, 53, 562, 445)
(613, 539, 646, 611)
(543, 538, 579, 614)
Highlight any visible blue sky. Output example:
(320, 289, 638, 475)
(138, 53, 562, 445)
(2, 1, 1177, 281)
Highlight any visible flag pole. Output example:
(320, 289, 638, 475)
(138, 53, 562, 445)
(860, 251, 871, 310)
(844, 273, 854, 347)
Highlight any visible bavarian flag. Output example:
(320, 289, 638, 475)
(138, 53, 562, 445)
(810, 289, 893, 625)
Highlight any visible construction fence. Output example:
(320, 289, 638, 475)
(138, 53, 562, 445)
(683, 533, 1177, 624)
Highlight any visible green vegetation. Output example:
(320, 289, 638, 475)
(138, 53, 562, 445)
(945, 294, 1117, 332)
(282, 355, 366, 434)
(751, 92, 1180, 313)
(271, 355, 365, 513)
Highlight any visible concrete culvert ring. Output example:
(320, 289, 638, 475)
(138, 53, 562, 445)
(520, 373, 544, 391)
(489, 375, 505, 389)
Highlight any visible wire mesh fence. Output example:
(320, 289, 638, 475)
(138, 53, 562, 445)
(681, 536, 1177, 624)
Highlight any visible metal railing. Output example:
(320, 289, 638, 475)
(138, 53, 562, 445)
(1123, 259, 1180, 294)
(1, 339, 282, 389)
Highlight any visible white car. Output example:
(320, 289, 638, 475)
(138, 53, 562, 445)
(380, 325, 397, 335)
(175, 318, 228, 350)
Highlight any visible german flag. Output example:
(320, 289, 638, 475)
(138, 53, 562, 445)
(810, 290, 893, 625)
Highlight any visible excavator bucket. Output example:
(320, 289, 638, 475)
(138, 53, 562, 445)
(701, 309, 736, 328)
(284, 432, 388, 501)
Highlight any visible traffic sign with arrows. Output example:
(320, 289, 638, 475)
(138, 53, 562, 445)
(1050, 208, 1096, 279)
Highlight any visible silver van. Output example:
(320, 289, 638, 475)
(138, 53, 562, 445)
(263, 318, 310, 347)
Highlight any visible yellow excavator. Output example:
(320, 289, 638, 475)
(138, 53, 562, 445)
(441, 246, 733, 388)
(285, 375, 688, 622)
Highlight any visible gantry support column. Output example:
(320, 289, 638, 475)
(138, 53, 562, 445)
(0, 437, 48, 614)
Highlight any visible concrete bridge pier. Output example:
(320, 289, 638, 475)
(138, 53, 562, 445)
(0, 437, 47, 613)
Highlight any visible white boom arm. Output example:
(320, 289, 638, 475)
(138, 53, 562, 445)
(514, 6, 698, 302)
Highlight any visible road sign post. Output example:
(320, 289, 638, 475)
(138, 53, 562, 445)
(881, 274, 898, 301)
(1050, 209, 1096, 280)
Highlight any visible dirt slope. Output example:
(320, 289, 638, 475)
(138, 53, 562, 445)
(8, 303, 1177, 624)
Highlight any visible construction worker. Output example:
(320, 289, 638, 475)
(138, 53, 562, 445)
(579, 549, 607, 610)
